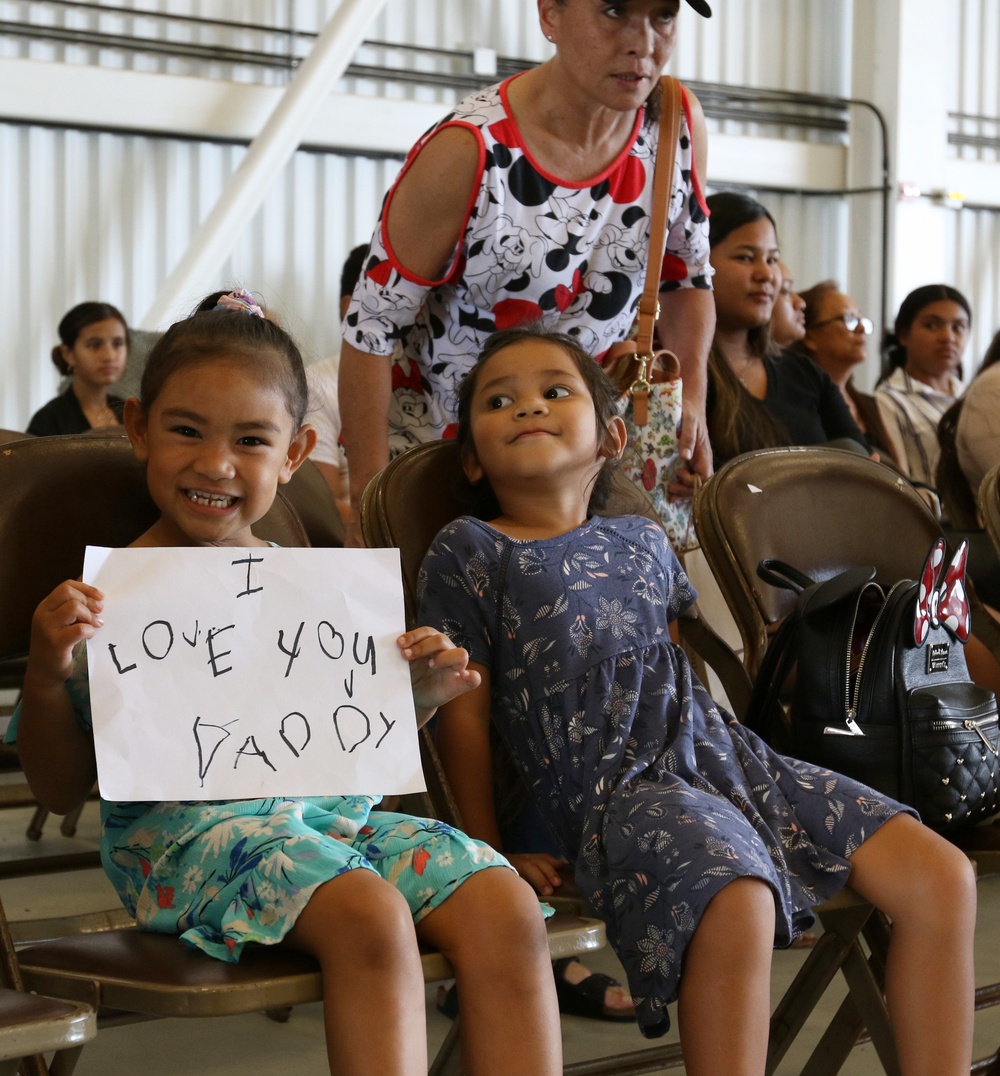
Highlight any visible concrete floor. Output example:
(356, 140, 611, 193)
(0, 796, 997, 1075)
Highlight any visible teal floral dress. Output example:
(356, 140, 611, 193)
(12, 647, 509, 962)
(418, 515, 911, 1038)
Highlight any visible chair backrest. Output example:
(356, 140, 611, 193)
(0, 434, 308, 660)
(281, 458, 345, 548)
(937, 397, 979, 528)
(360, 438, 665, 826)
(360, 439, 661, 621)
(0, 430, 32, 447)
(693, 446, 943, 677)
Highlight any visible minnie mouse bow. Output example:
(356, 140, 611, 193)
(913, 537, 971, 645)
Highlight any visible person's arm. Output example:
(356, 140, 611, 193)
(18, 581, 100, 813)
(658, 88, 715, 482)
(436, 671, 566, 895)
(339, 340, 392, 547)
(956, 371, 1000, 496)
(311, 460, 350, 524)
(435, 667, 503, 848)
(339, 125, 482, 547)
(811, 361, 869, 449)
(657, 287, 716, 482)
(874, 390, 911, 478)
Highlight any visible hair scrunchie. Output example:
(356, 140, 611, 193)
(213, 289, 265, 318)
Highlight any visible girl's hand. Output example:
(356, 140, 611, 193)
(666, 464, 698, 501)
(29, 580, 105, 685)
(507, 852, 568, 897)
(397, 626, 482, 726)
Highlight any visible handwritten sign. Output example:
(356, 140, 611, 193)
(83, 546, 426, 802)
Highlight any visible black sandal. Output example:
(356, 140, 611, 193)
(551, 957, 636, 1022)
(436, 982, 460, 1020)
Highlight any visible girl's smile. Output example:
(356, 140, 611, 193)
(124, 357, 313, 547)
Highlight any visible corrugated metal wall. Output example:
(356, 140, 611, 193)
(0, 0, 862, 431)
(948, 0, 1000, 371)
(947, 208, 1000, 374)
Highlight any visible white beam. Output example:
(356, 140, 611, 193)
(141, 0, 390, 329)
(709, 133, 847, 192)
(0, 56, 439, 157)
(2, 56, 849, 194)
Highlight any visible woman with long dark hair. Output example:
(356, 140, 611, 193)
(705, 192, 866, 466)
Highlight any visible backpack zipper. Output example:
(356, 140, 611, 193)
(849, 579, 909, 720)
(930, 717, 1000, 756)
(824, 580, 905, 738)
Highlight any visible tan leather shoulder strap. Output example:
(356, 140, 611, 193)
(634, 76, 683, 359)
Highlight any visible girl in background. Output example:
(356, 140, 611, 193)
(28, 301, 129, 436)
(875, 284, 971, 489)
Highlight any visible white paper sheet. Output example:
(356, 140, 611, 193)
(83, 546, 426, 801)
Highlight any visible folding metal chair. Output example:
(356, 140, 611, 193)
(0, 893, 94, 1076)
(695, 445, 1000, 1073)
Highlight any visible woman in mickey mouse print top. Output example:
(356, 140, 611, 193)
(339, 0, 716, 549)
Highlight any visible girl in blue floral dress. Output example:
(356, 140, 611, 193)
(418, 325, 977, 1074)
(16, 299, 561, 1076)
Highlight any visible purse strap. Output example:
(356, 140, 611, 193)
(628, 76, 682, 425)
(634, 77, 682, 362)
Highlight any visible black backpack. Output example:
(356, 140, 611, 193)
(745, 538, 1000, 834)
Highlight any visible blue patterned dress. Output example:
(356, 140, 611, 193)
(10, 649, 510, 963)
(418, 515, 910, 1038)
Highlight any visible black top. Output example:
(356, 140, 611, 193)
(26, 387, 125, 437)
(763, 350, 868, 450)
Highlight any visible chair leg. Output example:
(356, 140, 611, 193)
(765, 929, 854, 1073)
(58, 803, 85, 839)
(0, 1057, 48, 1076)
(428, 1014, 463, 1076)
(562, 1046, 685, 1074)
(48, 1048, 84, 1076)
(800, 942, 899, 1076)
(791, 908, 898, 1076)
(25, 807, 48, 842)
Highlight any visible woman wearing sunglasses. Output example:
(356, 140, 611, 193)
(798, 280, 900, 467)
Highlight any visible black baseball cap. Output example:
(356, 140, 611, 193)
(685, 0, 712, 15)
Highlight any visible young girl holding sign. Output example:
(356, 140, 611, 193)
(17, 299, 561, 1076)
(418, 326, 976, 1074)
